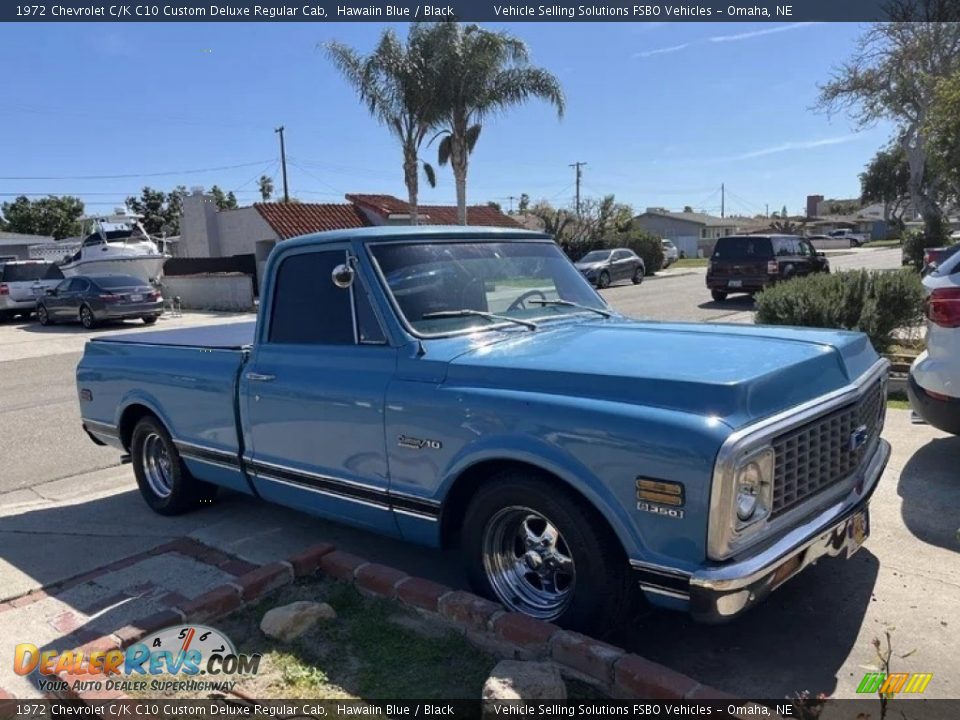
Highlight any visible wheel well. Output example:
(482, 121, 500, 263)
(118, 404, 159, 451)
(438, 458, 627, 561)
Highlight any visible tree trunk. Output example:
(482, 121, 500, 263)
(902, 127, 945, 242)
(451, 117, 469, 225)
(403, 147, 419, 226)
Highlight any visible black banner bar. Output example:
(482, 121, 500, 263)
(1, 1, 896, 24)
(3, 699, 960, 720)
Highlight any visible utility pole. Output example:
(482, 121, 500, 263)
(506, 195, 517, 214)
(721, 183, 725, 218)
(274, 126, 289, 203)
(569, 161, 586, 216)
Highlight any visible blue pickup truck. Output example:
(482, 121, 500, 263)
(77, 226, 890, 632)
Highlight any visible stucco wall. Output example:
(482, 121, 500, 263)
(215, 207, 278, 257)
(162, 273, 255, 312)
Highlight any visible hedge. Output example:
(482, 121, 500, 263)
(754, 269, 925, 352)
(560, 230, 665, 276)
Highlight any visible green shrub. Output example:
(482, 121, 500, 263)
(901, 229, 930, 271)
(619, 231, 664, 275)
(754, 269, 925, 352)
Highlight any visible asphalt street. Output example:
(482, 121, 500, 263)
(2, 245, 957, 698)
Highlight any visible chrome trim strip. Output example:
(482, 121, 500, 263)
(640, 585, 690, 601)
(389, 489, 442, 509)
(182, 456, 242, 473)
(250, 456, 385, 493)
(175, 440, 238, 461)
(392, 507, 440, 522)
(84, 420, 119, 437)
(628, 559, 693, 579)
(707, 358, 889, 561)
(256, 472, 392, 512)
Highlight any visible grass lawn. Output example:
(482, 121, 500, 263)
(863, 239, 902, 248)
(888, 391, 911, 411)
(130, 578, 602, 702)
(669, 258, 708, 269)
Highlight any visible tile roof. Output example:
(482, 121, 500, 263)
(254, 203, 370, 239)
(347, 193, 521, 228)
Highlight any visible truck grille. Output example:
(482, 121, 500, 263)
(770, 380, 885, 518)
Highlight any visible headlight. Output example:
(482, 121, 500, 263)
(733, 448, 774, 529)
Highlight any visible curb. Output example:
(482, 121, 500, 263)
(43, 541, 727, 703)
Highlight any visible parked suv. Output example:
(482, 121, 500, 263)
(0, 260, 64, 321)
(706, 234, 830, 302)
(574, 248, 645, 288)
(908, 248, 960, 434)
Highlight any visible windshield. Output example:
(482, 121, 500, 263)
(370, 241, 609, 336)
(578, 250, 610, 263)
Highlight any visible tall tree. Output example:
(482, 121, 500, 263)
(125, 186, 187, 236)
(258, 175, 274, 202)
(860, 145, 911, 223)
(428, 22, 564, 224)
(817, 1, 960, 241)
(518, 193, 530, 215)
(926, 69, 960, 204)
(0, 195, 84, 240)
(209, 185, 238, 210)
(325, 26, 440, 225)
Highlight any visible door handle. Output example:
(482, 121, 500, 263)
(246, 372, 275, 382)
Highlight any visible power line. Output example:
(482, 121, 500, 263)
(0, 160, 273, 181)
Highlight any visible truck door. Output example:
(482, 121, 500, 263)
(240, 246, 399, 534)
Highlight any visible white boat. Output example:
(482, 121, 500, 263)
(59, 211, 168, 282)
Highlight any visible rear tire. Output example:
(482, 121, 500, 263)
(80, 305, 97, 329)
(632, 267, 644, 285)
(711, 290, 728, 302)
(142, 316, 159, 325)
(37, 304, 53, 326)
(461, 470, 638, 635)
(130, 416, 218, 516)
(597, 271, 611, 289)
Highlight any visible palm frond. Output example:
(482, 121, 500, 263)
(465, 124, 482, 153)
(437, 135, 452, 166)
(483, 67, 566, 119)
(422, 162, 437, 188)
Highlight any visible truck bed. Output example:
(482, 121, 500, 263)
(93, 321, 256, 349)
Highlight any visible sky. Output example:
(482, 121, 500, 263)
(0, 21, 896, 220)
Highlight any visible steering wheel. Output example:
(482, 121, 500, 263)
(507, 289, 547, 312)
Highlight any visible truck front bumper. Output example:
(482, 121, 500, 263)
(686, 438, 890, 622)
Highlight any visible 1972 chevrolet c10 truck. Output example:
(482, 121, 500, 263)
(77, 226, 891, 632)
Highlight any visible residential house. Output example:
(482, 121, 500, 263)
(178, 188, 521, 288)
(0, 231, 55, 262)
(632, 208, 741, 258)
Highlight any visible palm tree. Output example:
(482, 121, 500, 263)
(427, 23, 565, 225)
(324, 28, 440, 224)
(258, 175, 274, 202)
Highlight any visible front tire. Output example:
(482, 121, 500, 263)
(130, 416, 217, 515)
(80, 304, 97, 329)
(37, 304, 53, 326)
(597, 271, 611, 289)
(711, 290, 728, 302)
(142, 315, 159, 325)
(461, 470, 637, 634)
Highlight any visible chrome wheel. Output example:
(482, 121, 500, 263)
(141, 432, 174, 498)
(80, 306, 94, 329)
(38, 305, 49, 325)
(482, 506, 575, 620)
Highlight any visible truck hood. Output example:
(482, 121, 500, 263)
(445, 319, 880, 429)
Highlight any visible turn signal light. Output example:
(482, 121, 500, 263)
(0, 283, 8, 296)
(636, 478, 685, 507)
(927, 287, 960, 329)
(99, 293, 121, 303)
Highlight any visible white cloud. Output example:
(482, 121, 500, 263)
(708, 22, 820, 43)
(634, 43, 690, 58)
(722, 135, 861, 161)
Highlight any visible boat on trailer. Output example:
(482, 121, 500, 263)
(59, 211, 168, 282)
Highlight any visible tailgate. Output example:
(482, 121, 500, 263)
(5, 281, 44, 302)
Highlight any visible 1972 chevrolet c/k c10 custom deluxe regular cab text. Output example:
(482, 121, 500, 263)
(76, 227, 890, 632)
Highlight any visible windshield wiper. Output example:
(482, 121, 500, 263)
(421, 309, 538, 330)
(527, 299, 613, 318)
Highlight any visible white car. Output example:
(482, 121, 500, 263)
(908, 248, 960, 434)
(661, 239, 679, 267)
(0, 261, 64, 321)
(827, 229, 868, 246)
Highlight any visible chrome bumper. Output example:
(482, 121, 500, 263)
(688, 438, 890, 623)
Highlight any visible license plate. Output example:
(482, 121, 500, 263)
(847, 511, 869, 557)
(129, 294, 143, 302)
(728, 280, 743, 288)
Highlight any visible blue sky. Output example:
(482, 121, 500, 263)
(0, 21, 894, 219)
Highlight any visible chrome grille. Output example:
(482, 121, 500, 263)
(771, 380, 885, 517)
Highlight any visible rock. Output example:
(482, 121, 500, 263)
(260, 601, 336, 642)
(482, 660, 566, 701)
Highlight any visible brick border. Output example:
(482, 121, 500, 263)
(37, 541, 726, 703)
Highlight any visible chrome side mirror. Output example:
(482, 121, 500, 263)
(331, 263, 355, 289)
